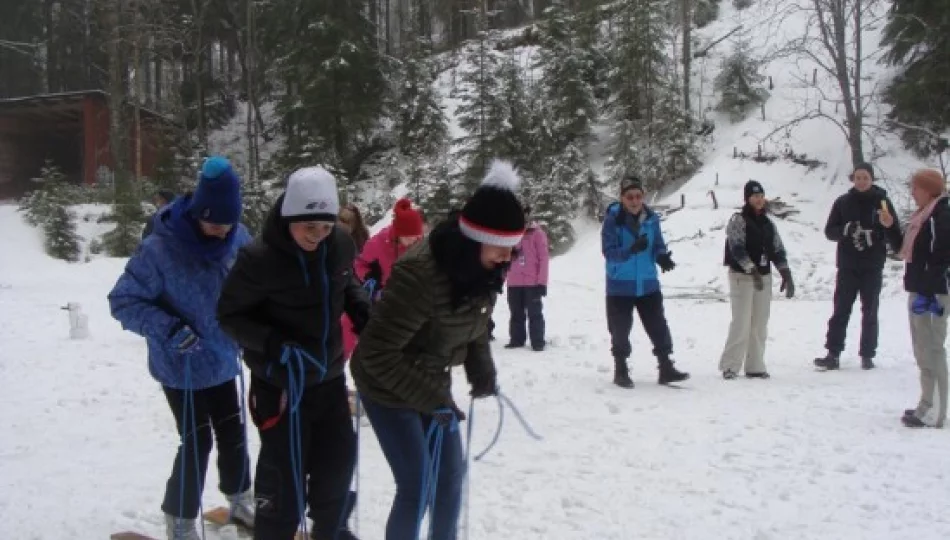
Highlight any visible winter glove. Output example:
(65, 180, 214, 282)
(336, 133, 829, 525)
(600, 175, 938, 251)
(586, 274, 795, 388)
(749, 268, 765, 291)
(851, 224, 872, 252)
(538, 285, 547, 297)
(912, 294, 945, 316)
(469, 373, 499, 399)
(364, 260, 384, 287)
(842, 221, 859, 238)
(779, 268, 795, 299)
(629, 235, 649, 254)
(169, 323, 201, 354)
(657, 251, 676, 273)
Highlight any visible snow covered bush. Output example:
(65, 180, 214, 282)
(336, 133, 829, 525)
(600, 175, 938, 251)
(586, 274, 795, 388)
(715, 43, 769, 122)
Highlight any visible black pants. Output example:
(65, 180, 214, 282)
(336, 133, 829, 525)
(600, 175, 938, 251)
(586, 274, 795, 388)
(508, 286, 545, 347)
(250, 375, 356, 540)
(825, 268, 883, 358)
(161, 380, 251, 519)
(606, 292, 674, 360)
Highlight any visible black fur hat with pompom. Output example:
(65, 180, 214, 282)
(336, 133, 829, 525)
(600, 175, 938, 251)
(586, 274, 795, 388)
(458, 160, 526, 247)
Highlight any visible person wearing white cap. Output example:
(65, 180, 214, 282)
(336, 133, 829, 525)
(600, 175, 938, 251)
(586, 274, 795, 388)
(217, 166, 371, 540)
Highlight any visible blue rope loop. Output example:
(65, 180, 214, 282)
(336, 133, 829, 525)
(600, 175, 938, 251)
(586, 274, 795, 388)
(473, 391, 542, 462)
(178, 355, 207, 539)
(415, 406, 459, 540)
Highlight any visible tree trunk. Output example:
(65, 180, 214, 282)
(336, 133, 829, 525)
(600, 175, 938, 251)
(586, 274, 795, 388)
(816, 0, 864, 166)
(133, 0, 142, 181)
(681, 0, 692, 125)
(44, 0, 55, 93)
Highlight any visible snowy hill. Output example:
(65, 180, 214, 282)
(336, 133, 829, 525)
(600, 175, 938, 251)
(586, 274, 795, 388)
(3, 1, 950, 539)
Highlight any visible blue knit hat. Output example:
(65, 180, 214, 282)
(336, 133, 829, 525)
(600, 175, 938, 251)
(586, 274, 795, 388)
(189, 156, 242, 225)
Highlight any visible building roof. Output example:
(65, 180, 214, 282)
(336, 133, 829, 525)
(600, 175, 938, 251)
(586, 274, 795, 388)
(0, 90, 174, 124)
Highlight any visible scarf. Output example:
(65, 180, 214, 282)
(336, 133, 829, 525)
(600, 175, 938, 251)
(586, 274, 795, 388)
(899, 194, 947, 263)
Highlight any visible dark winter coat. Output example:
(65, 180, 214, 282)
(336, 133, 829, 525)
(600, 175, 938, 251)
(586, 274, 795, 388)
(723, 204, 789, 275)
(903, 198, 950, 295)
(216, 196, 371, 389)
(109, 196, 252, 390)
(824, 186, 903, 270)
(349, 222, 498, 415)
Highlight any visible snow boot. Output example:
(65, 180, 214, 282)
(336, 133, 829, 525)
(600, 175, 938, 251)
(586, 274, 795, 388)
(613, 357, 634, 389)
(902, 414, 927, 428)
(504, 342, 524, 349)
(226, 488, 255, 528)
(745, 372, 771, 379)
(814, 353, 840, 371)
(861, 357, 875, 370)
(164, 514, 201, 540)
(312, 530, 360, 540)
(657, 356, 689, 385)
(722, 369, 738, 380)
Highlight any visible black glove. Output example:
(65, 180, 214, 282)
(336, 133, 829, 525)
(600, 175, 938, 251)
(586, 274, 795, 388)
(469, 373, 498, 399)
(750, 268, 764, 291)
(657, 251, 675, 273)
(538, 285, 547, 297)
(363, 259, 384, 286)
(851, 225, 871, 252)
(779, 268, 795, 299)
(630, 235, 649, 254)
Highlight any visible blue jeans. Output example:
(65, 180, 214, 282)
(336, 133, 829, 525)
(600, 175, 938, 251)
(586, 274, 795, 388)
(361, 397, 466, 540)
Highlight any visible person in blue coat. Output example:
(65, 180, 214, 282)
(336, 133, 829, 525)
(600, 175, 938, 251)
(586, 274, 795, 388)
(108, 156, 255, 540)
(601, 175, 689, 389)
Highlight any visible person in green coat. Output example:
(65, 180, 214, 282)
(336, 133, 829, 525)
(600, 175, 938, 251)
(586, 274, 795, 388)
(350, 160, 526, 540)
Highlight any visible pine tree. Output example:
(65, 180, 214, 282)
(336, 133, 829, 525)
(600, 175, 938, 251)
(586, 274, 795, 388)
(606, 0, 700, 192)
(17, 160, 63, 228)
(715, 41, 769, 122)
(534, 143, 587, 254)
(536, 0, 598, 155)
(262, 0, 387, 172)
(18, 161, 81, 261)
(102, 178, 147, 257)
(454, 10, 509, 196)
(44, 203, 81, 262)
(881, 0, 950, 157)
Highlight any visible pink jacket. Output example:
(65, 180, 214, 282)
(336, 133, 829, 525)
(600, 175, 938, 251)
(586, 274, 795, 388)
(343, 226, 411, 361)
(506, 223, 549, 287)
(354, 226, 410, 287)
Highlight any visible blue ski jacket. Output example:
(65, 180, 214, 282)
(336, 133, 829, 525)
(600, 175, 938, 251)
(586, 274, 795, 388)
(601, 202, 669, 297)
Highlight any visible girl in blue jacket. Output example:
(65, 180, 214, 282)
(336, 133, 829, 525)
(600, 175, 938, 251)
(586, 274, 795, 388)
(109, 157, 254, 540)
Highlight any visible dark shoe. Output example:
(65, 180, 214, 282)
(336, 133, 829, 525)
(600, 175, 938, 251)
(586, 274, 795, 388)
(657, 355, 690, 384)
(531, 342, 545, 352)
(902, 414, 927, 428)
(613, 357, 634, 389)
(745, 372, 771, 379)
(313, 530, 360, 540)
(861, 357, 875, 370)
(904, 408, 917, 418)
(814, 354, 840, 371)
(504, 342, 524, 349)
(723, 369, 738, 380)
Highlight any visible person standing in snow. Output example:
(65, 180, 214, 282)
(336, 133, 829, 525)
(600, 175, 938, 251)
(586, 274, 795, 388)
(601, 176, 688, 389)
(354, 198, 425, 293)
(897, 169, 950, 429)
(338, 204, 371, 252)
(142, 188, 177, 240)
(814, 163, 903, 371)
(718, 180, 795, 380)
(108, 157, 255, 540)
(350, 160, 521, 540)
(504, 205, 550, 351)
(216, 166, 371, 540)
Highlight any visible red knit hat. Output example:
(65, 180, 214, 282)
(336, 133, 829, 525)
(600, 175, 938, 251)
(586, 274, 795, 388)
(392, 198, 424, 237)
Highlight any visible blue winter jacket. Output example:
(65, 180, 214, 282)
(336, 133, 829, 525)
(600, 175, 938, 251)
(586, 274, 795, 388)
(601, 202, 669, 297)
(108, 196, 252, 390)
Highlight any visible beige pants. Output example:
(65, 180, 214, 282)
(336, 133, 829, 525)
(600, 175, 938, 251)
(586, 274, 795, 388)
(909, 294, 949, 427)
(719, 271, 772, 374)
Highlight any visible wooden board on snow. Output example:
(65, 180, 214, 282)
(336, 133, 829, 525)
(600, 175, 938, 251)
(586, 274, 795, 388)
(203, 506, 308, 540)
(111, 533, 159, 540)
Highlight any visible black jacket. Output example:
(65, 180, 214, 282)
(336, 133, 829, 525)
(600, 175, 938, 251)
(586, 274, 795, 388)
(217, 196, 371, 388)
(824, 186, 903, 270)
(723, 205, 789, 275)
(903, 198, 950, 295)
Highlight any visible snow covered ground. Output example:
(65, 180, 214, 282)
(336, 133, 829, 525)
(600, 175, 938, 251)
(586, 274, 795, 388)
(2, 196, 950, 540)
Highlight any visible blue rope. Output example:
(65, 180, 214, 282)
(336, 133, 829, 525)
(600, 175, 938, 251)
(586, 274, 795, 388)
(474, 391, 542, 462)
(177, 355, 206, 539)
(416, 414, 453, 540)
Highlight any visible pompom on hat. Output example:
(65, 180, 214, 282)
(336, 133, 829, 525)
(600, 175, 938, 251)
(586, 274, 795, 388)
(458, 159, 526, 247)
(189, 156, 242, 224)
(392, 198, 425, 237)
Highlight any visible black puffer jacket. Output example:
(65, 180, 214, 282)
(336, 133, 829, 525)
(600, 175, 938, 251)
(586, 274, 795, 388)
(824, 186, 903, 270)
(904, 198, 950, 295)
(217, 196, 371, 388)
